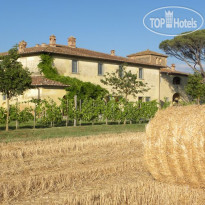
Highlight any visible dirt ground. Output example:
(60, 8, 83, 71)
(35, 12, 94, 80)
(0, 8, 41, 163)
(1, 132, 205, 205)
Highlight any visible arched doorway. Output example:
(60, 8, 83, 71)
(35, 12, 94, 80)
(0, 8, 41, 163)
(173, 93, 180, 104)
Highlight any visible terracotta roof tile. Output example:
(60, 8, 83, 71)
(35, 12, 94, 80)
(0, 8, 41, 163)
(31, 76, 69, 87)
(160, 68, 189, 76)
(0, 45, 164, 68)
(127, 49, 168, 57)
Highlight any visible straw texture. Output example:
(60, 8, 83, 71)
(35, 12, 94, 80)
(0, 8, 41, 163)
(145, 105, 205, 188)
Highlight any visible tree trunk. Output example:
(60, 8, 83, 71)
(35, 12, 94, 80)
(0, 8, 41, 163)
(6, 97, 9, 131)
(105, 118, 108, 125)
(124, 119, 126, 125)
(79, 99, 82, 126)
(66, 99, 68, 127)
(74, 95, 77, 127)
(197, 97, 200, 105)
(66, 116, 68, 127)
(16, 120, 19, 130)
(74, 119, 77, 127)
(16, 99, 19, 130)
(34, 103, 36, 129)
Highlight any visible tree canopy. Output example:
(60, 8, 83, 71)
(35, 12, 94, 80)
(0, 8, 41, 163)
(159, 30, 205, 78)
(0, 46, 32, 99)
(0, 45, 32, 131)
(185, 73, 205, 104)
(101, 65, 149, 100)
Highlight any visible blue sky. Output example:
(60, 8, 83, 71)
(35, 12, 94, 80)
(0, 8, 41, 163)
(1, 0, 205, 73)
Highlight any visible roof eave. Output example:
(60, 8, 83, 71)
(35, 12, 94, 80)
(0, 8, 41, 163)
(127, 53, 168, 58)
(31, 84, 69, 88)
(160, 71, 189, 76)
(19, 50, 164, 69)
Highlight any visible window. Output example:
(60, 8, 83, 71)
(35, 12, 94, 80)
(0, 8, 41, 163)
(72, 60, 78, 73)
(139, 68, 143, 79)
(173, 77, 181, 85)
(98, 63, 103, 75)
(2, 95, 6, 101)
(138, 97, 143, 102)
(145, 97, 150, 102)
(119, 65, 123, 78)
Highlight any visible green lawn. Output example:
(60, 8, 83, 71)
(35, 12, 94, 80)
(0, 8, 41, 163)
(0, 124, 146, 143)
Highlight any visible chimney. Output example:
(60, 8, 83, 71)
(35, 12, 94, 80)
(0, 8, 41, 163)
(41, 43, 47, 47)
(68, 36, 76, 48)
(111, 50, 115, 56)
(171, 64, 176, 71)
(18, 40, 27, 52)
(49, 34, 56, 47)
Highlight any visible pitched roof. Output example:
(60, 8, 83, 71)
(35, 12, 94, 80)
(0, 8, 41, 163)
(160, 68, 189, 76)
(127, 49, 168, 57)
(0, 45, 164, 68)
(31, 76, 69, 87)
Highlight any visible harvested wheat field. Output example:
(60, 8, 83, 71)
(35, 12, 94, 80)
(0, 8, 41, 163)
(1, 132, 205, 205)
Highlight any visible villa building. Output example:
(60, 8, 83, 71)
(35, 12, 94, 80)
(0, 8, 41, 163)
(0, 35, 189, 106)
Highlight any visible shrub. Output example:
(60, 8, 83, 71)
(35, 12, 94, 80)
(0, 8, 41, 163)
(0, 107, 6, 124)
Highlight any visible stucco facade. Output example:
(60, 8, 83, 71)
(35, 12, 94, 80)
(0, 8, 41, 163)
(0, 87, 67, 108)
(0, 35, 190, 107)
(18, 55, 41, 76)
(53, 55, 161, 102)
(160, 72, 189, 105)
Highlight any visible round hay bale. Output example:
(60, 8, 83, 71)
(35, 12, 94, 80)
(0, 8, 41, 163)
(145, 105, 205, 188)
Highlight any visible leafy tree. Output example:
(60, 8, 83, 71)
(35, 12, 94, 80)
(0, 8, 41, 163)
(18, 107, 33, 123)
(0, 46, 32, 131)
(141, 101, 158, 120)
(103, 99, 122, 123)
(159, 30, 205, 78)
(101, 65, 149, 100)
(102, 99, 114, 125)
(121, 101, 135, 124)
(60, 95, 73, 126)
(0, 107, 6, 124)
(133, 101, 158, 123)
(80, 98, 99, 125)
(36, 99, 62, 127)
(185, 73, 205, 104)
(10, 105, 33, 128)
